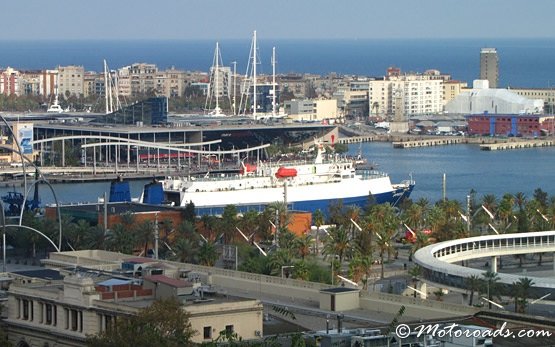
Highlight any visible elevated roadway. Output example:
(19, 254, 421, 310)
(414, 231, 555, 297)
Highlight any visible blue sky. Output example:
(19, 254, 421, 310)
(4, 0, 555, 40)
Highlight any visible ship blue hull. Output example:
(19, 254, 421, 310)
(193, 184, 414, 216)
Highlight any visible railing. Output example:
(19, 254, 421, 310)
(414, 231, 555, 292)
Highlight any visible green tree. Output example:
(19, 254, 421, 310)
(408, 265, 422, 298)
(512, 277, 534, 314)
(86, 297, 195, 347)
(173, 237, 198, 263)
(480, 270, 503, 309)
(465, 275, 481, 306)
(106, 224, 137, 254)
(197, 241, 218, 266)
(312, 209, 325, 255)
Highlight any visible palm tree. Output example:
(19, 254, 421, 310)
(197, 241, 218, 266)
(348, 255, 373, 289)
(465, 275, 481, 306)
(268, 248, 293, 276)
(293, 260, 310, 281)
(135, 220, 155, 256)
(322, 225, 350, 265)
(221, 204, 239, 244)
(312, 209, 325, 255)
(82, 225, 107, 250)
(481, 270, 503, 309)
(512, 277, 534, 314)
(65, 219, 91, 250)
(408, 265, 422, 298)
(294, 234, 313, 259)
(106, 223, 137, 254)
(173, 237, 198, 263)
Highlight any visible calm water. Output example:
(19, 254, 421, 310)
(2, 142, 554, 206)
(1, 38, 555, 87)
(349, 142, 555, 203)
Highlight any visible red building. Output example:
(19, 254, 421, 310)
(466, 113, 555, 137)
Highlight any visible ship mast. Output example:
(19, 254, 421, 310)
(253, 30, 257, 120)
(271, 46, 277, 117)
(103, 60, 109, 114)
(231, 61, 237, 116)
(215, 42, 220, 115)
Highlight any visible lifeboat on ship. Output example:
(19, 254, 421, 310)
(240, 163, 257, 175)
(275, 167, 297, 179)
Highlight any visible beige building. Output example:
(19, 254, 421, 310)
(128, 63, 157, 97)
(4, 251, 264, 346)
(57, 65, 84, 97)
(508, 87, 555, 113)
(443, 80, 468, 105)
(40, 69, 58, 97)
(284, 98, 338, 122)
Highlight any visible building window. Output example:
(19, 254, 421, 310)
(45, 304, 52, 325)
(22, 300, 29, 320)
(203, 326, 212, 339)
(64, 308, 69, 329)
(71, 310, 79, 331)
(225, 325, 234, 335)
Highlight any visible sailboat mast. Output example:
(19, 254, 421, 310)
(215, 42, 220, 113)
(272, 46, 276, 117)
(103, 60, 109, 114)
(253, 30, 257, 120)
(232, 61, 237, 116)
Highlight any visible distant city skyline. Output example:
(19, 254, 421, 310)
(3, 0, 555, 40)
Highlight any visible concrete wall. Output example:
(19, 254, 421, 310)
(359, 292, 478, 319)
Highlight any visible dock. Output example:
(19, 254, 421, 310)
(337, 135, 376, 144)
(392, 137, 467, 148)
(480, 139, 555, 151)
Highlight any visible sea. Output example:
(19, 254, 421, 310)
(1, 142, 554, 207)
(1, 38, 555, 87)
(1, 38, 555, 206)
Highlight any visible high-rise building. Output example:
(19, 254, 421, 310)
(480, 48, 498, 88)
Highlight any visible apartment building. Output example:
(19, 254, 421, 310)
(369, 70, 444, 117)
(128, 63, 157, 97)
(443, 80, 468, 105)
(0, 67, 20, 96)
(57, 65, 84, 97)
(18, 71, 42, 96)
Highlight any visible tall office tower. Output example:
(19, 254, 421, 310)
(480, 48, 498, 88)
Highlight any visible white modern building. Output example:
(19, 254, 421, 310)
(445, 80, 544, 115)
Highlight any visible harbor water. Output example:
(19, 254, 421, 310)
(2, 142, 555, 206)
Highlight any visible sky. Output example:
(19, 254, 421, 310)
(3, 0, 555, 40)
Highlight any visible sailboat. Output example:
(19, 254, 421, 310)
(205, 42, 229, 117)
(239, 31, 285, 121)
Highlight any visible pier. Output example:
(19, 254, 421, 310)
(392, 137, 467, 148)
(337, 135, 376, 144)
(480, 139, 555, 150)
